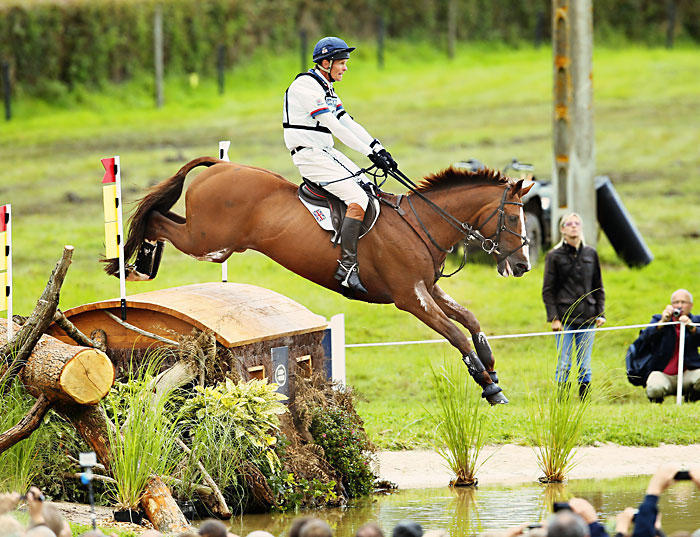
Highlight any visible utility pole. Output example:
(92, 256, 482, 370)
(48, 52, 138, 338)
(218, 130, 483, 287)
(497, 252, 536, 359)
(551, 0, 596, 246)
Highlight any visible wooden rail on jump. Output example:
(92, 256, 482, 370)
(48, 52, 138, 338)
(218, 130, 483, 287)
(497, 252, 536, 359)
(47, 282, 328, 351)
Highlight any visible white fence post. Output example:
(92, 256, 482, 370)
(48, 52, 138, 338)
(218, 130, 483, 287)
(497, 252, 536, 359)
(330, 313, 346, 386)
(676, 322, 686, 405)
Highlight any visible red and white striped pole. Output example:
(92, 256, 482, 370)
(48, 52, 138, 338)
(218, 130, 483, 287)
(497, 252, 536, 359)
(101, 156, 127, 320)
(0, 204, 12, 337)
(218, 141, 231, 283)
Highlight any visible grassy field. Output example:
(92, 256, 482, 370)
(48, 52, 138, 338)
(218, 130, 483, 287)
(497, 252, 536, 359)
(1, 41, 699, 449)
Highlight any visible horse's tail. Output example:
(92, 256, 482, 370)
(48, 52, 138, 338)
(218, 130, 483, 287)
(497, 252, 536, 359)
(103, 156, 219, 276)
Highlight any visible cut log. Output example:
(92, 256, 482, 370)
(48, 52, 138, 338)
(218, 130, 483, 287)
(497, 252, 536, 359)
(0, 322, 114, 406)
(141, 476, 191, 533)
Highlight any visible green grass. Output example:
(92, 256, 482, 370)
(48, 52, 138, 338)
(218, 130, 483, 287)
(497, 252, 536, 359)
(1, 40, 699, 450)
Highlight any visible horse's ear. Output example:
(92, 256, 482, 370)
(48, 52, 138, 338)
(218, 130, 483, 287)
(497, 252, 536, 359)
(511, 179, 534, 198)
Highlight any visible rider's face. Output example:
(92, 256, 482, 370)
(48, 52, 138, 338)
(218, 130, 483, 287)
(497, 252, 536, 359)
(331, 59, 348, 81)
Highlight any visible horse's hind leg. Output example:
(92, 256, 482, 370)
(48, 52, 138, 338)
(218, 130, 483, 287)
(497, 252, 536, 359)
(430, 284, 501, 386)
(395, 282, 507, 405)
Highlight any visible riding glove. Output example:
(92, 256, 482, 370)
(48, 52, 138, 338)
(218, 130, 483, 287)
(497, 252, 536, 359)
(368, 151, 393, 172)
(377, 149, 398, 171)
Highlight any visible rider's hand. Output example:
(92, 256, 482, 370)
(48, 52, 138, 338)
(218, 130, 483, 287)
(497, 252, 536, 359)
(377, 149, 398, 171)
(368, 151, 393, 172)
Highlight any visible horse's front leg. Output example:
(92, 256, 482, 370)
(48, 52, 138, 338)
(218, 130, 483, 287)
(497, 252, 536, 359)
(430, 284, 502, 387)
(395, 282, 508, 405)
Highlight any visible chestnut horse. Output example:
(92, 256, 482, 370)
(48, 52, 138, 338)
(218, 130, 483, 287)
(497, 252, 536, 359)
(104, 157, 532, 404)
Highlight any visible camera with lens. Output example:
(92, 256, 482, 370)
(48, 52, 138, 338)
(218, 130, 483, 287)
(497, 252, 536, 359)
(553, 502, 571, 512)
(672, 307, 682, 318)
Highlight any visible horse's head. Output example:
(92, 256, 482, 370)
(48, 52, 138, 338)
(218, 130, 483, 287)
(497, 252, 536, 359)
(479, 179, 533, 278)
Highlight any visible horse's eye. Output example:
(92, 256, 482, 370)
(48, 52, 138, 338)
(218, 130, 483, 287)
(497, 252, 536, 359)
(507, 214, 519, 225)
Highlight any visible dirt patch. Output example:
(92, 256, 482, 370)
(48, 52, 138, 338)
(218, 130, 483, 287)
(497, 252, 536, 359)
(377, 443, 700, 489)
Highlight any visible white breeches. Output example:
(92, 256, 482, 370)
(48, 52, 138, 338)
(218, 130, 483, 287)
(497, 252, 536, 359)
(292, 147, 369, 211)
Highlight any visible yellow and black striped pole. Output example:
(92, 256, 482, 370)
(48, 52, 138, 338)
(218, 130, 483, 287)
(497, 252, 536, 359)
(101, 156, 127, 320)
(0, 204, 12, 337)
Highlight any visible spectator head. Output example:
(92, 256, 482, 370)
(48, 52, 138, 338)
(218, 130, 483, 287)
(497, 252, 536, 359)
(392, 521, 423, 537)
(246, 533, 275, 537)
(0, 515, 24, 537)
(26, 527, 58, 537)
(548, 511, 590, 537)
(690, 530, 700, 537)
(199, 520, 229, 537)
(299, 520, 332, 537)
(671, 289, 693, 317)
(356, 522, 384, 537)
(289, 517, 313, 537)
(41, 503, 71, 537)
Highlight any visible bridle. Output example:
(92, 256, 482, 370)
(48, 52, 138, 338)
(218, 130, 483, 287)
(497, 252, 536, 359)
(374, 167, 530, 277)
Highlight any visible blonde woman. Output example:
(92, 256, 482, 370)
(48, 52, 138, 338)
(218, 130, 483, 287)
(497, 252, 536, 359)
(542, 213, 606, 398)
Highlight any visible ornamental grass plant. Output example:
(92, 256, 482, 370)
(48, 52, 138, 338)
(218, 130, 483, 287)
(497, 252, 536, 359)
(427, 359, 489, 487)
(0, 374, 45, 492)
(526, 359, 593, 483)
(103, 354, 183, 510)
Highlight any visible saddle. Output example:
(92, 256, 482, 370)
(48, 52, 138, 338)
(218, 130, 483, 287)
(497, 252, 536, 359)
(297, 179, 381, 243)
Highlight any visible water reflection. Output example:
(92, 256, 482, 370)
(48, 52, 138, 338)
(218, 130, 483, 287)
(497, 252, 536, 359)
(219, 475, 700, 537)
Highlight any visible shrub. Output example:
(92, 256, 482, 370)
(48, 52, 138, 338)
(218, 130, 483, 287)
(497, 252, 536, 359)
(309, 405, 375, 497)
(177, 378, 287, 508)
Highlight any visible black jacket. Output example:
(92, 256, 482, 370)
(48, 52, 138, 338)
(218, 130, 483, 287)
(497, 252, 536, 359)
(639, 313, 700, 370)
(542, 242, 605, 326)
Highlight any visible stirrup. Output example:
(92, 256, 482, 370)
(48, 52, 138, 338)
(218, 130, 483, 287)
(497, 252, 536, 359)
(335, 261, 367, 294)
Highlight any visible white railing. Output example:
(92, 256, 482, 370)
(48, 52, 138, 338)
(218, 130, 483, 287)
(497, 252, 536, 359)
(341, 320, 693, 406)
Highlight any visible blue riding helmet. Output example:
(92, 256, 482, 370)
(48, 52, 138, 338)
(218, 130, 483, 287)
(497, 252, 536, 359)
(312, 36, 356, 63)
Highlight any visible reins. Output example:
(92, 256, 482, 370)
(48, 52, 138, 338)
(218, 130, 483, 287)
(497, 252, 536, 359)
(323, 163, 529, 279)
(382, 167, 529, 273)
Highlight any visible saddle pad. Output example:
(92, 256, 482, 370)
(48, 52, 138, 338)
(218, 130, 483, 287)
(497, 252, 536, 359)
(298, 182, 380, 242)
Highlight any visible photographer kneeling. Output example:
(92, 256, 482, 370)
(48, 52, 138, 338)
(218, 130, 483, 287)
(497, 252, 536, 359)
(627, 289, 700, 403)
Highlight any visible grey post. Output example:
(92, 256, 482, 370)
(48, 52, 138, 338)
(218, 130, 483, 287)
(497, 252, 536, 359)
(217, 44, 226, 95)
(551, 0, 596, 247)
(153, 4, 164, 108)
(2, 61, 10, 121)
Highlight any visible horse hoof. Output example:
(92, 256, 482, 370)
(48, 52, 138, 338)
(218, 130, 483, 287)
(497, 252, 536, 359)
(486, 391, 509, 405)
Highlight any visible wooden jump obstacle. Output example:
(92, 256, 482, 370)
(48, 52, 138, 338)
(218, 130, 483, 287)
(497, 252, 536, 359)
(47, 282, 332, 394)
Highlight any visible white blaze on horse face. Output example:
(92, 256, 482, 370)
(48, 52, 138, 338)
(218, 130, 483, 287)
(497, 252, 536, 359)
(520, 206, 531, 270)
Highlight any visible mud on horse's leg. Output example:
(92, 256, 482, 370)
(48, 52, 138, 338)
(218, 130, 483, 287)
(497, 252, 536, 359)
(430, 285, 508, 405)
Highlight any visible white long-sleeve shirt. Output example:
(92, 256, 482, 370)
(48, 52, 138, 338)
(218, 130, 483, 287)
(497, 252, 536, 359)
(283, 69, 383, 156)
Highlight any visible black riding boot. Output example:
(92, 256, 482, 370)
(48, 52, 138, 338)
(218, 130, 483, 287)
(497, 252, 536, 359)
(334, 217, 368, 294)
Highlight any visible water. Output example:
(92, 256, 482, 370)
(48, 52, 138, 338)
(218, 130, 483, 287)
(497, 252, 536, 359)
(210, 475, 700, 537)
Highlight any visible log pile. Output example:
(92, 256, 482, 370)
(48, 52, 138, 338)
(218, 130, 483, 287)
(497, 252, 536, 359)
(0, 246, 199, 532)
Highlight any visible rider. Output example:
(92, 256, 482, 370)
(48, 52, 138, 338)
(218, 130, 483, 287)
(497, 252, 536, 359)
(283, 36, 397, 294)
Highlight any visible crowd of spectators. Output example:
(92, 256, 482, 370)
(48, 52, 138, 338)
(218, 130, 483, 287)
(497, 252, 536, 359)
(1, 466, 698, 537)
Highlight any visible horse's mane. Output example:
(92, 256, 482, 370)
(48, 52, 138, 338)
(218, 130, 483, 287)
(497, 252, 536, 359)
(413, 166, 510, 192)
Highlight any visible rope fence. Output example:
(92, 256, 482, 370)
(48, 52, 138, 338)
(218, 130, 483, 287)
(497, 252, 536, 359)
(343, 320, 695, 405)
